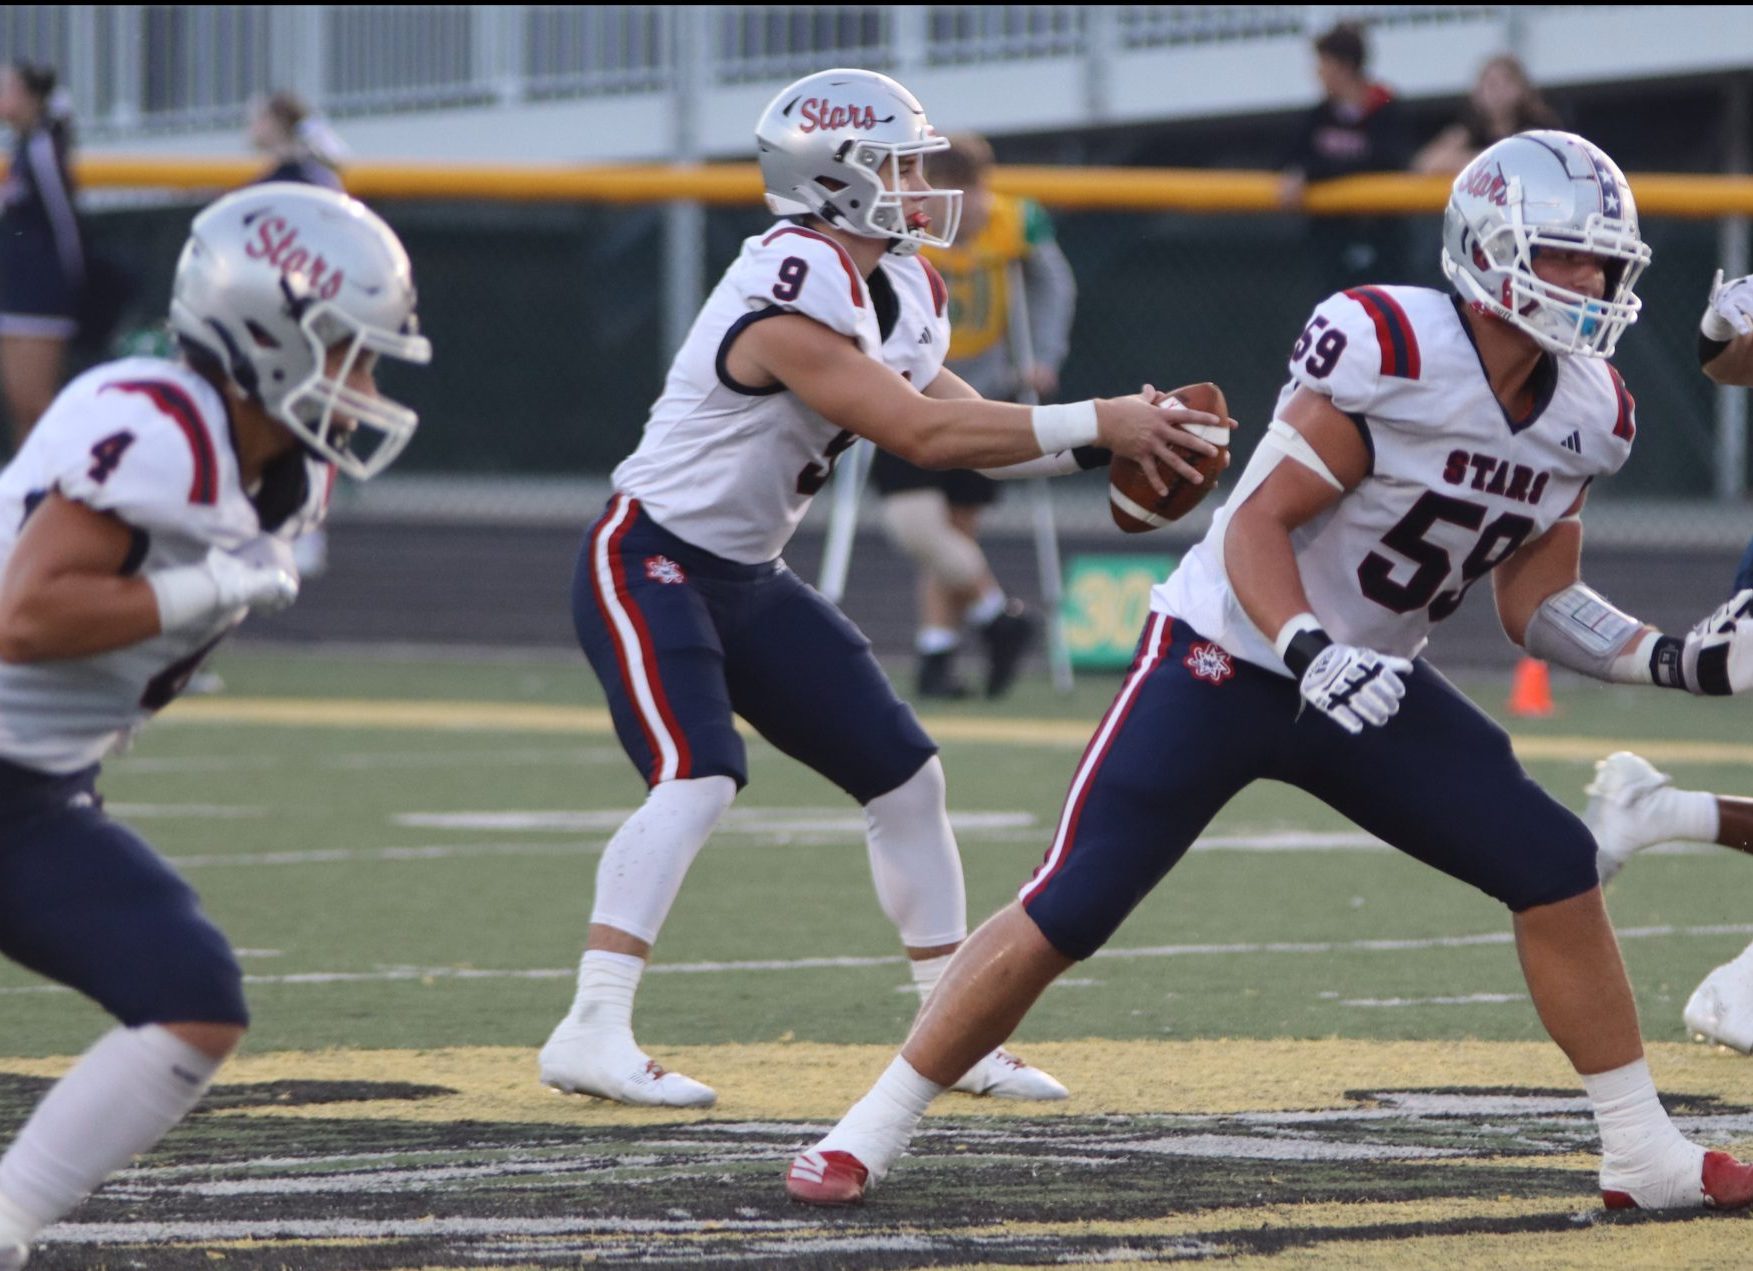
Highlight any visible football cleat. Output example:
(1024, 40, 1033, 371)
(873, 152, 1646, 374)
(950, 1047, 1069, 1101)
(538, 1017, 716, 1108)
(1584, 751, 1675, 884)
(980, 601, 1038, 699)
(1604, 1150, 1753, 1210)
(785, 1148, 871, 1206)
(0, 1242, 27, 1270)
(1683, 957, 1753, 1053)
(916, 650, 970, 700)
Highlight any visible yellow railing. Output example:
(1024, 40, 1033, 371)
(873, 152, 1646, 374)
(44, 156, 1753, 218)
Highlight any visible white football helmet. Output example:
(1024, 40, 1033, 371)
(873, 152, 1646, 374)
(170, 183, 432, 479)
(755, 67, 961, 257)
(1441, 130, 1650, 358)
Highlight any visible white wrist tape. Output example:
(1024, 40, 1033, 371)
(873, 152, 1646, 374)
(147, 565, 221, 633)
(1523, 582, 1646, 682)
(1274, 612, 1325, 661)
(1030, 400, 1099, 455)
(1262, 419, 1343, 490)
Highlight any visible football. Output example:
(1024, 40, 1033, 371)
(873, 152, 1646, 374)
(1108, 381, 1234, 533)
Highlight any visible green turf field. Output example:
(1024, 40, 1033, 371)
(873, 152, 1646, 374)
(3, 644, 1752, 1268)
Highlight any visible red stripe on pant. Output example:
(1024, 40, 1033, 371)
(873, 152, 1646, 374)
(592, 495, 693, 783)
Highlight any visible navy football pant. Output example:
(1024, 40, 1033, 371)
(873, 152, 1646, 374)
(0, 759, 248, 1026)
(575, 496, 938, 803)
(1022, 615, 1601, 961)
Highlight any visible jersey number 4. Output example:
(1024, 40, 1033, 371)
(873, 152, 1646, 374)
(1358, 492, 1535, 622)
(88, 430, 136, 484)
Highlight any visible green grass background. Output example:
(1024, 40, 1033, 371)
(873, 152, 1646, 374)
(3, 645, 1748, 1062)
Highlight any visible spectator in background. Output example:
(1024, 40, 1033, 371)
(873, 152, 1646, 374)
(1279, 22, 1412, 293)
(0, 63, 83, 448)
(247, 91, 345, 191)
(871, 133, 1075, 699)
(1414, 55, 1564, 175)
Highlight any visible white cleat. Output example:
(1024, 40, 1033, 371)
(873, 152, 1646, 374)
(538, 1017, 717, 1108)
(0, 1242, 27, 1270)
(1684, 958, 1753, 1053)
(1584, 751, 1675, 884)
(950, 1047, 1069, 1101)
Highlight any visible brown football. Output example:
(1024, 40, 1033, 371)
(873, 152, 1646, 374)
(1108, 381, 1234, 533)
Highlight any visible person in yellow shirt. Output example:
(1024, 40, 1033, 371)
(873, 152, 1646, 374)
(871, 132, 1077, 698)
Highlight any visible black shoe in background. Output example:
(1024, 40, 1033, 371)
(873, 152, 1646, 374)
(980, 601, 1038, 698)
(916, 650, 970, 700)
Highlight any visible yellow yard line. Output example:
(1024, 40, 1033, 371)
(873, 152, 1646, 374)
(162, 695, 1753, 767)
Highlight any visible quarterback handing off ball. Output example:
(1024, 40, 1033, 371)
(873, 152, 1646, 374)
(1109, 381, 1234, 532)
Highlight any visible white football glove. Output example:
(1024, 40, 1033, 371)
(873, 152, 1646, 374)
(1702, 270, 1753, 342)
(148, 545, 300, 632)
(1299, 642, 1415, 734)
(1678, 589, 1753, 696)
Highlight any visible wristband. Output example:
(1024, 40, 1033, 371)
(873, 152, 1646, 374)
(146, 565, 220, 633)
(1030, 400, 1099, 455)
(1648, 634, 1686, 690)
(1275, 612, 1332, 678)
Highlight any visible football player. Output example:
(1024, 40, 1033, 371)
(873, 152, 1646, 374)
(539, 67, 1223, 1109)
(1577, 270, 1753, 1050)
(787, 131, 1753, 1213)
(0, 184, 429, 1267)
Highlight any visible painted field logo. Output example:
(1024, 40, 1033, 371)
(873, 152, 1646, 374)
(1185, 641, 1234, 684)
(13, 1071, 1744, 1268)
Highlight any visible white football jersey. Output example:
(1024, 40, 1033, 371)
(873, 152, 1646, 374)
(1156, 285, 1636, 672)
(614, 222, 949, 564)
(0, 357, 330, 773)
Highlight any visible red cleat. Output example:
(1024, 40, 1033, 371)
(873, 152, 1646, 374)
(786, 1148, 870, 1206)
(1603, 1150, 1753, 1211)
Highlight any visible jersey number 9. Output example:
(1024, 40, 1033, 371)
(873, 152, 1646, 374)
(772, 257, 810, 303)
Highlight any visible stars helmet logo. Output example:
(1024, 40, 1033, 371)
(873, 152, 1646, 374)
(1185, 641, 1235, 685)
(644, 555, 686, 586)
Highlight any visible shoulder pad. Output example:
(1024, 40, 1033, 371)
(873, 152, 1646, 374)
(744, 225, 869, 340)
(47, 365, 231, 538)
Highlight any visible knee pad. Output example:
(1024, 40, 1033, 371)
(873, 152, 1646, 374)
(863, 756, 968, 949)
(589, 775, 737, 943)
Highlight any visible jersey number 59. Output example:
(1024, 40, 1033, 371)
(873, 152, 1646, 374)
(1358, 492, 1535, 622)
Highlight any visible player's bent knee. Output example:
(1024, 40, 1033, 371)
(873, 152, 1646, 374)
(165, 1020, 248, 1061)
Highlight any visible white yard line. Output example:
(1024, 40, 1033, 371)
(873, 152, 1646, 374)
(6, 923, 1750, 999)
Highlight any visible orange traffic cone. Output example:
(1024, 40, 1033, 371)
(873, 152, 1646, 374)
(1508, 657, 1555, 718)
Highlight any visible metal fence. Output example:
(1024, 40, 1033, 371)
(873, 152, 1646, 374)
(0, 4, 1558, 138)
(70, 190, 1749, 547)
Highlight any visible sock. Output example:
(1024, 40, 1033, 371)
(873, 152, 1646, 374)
(565, 949, 645, 1030)
(1583, 1057, 1705, 1207)
(909, 953, 953, 1005)
(816, 1056, 944, 1182)
(966, 588, 1006, 628)
(0, 1026, 224, 1242)
(1654, 787, 1720, 844)
(916, 627, 959, 656)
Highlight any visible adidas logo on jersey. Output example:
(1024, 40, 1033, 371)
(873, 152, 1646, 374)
(917, 327, 933, 344)
(1561, 431, 1582, 454)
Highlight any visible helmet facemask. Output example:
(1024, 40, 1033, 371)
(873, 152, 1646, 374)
(769, 135, 962, 258)
(274, 292, 432, 480)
